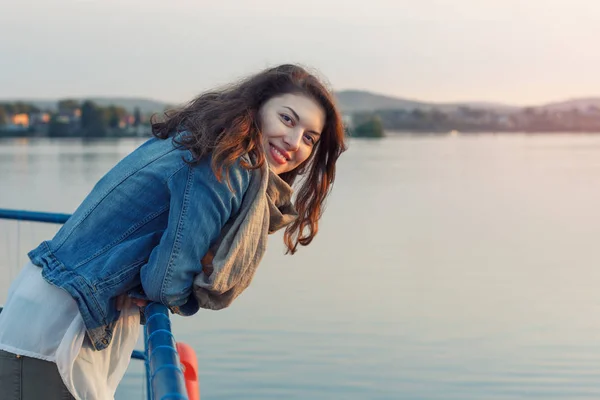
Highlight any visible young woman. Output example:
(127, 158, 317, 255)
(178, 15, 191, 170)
(0, 64, 347, 399)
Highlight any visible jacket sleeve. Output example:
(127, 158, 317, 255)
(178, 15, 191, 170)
(139, 156, 250, 316)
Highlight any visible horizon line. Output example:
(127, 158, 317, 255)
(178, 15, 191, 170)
(2, 90, 600, 109)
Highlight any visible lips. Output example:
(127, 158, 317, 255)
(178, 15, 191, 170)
(269, 143, 290, 165)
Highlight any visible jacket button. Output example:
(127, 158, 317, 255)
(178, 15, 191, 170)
(101, 338, 109, 345)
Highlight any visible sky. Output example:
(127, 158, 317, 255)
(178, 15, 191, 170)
(1, 0, 600, 106)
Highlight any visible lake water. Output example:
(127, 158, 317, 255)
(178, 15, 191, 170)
(2, 133, 600, 399)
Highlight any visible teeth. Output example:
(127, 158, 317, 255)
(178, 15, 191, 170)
(271, 145, 286, 160)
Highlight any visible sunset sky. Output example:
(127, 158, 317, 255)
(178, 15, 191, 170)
(1, 0, 599, 105)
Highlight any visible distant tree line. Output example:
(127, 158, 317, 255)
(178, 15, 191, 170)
(5, 100, 600, 139)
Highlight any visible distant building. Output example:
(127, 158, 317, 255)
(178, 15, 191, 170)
(11, 113, 29, 128)
(56, 109, 81, 125)
(29, 112, 51, 127)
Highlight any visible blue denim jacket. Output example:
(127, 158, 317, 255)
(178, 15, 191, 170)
(28, 135, 250, 350)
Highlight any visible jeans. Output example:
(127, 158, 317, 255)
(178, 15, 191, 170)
(0, 350, 75, 400)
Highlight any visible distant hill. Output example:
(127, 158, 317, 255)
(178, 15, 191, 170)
(333, 90, 430, 112)
(537, 98, 600, 112)
(333, 90, 517, 113)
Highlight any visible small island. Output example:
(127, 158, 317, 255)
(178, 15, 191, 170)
(350, 115, 385, 138)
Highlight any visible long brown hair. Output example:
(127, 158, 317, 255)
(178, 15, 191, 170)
(151, 64, 347, 254)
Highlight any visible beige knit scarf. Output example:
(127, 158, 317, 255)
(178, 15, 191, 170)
(192, 161, 298, 310)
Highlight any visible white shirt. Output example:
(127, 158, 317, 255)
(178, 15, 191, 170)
(0, 261, 140, 400)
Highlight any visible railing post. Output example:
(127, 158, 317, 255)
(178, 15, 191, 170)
(144, 303, 188, 400)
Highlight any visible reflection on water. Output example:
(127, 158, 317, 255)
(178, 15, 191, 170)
(2, 134, 600, 399)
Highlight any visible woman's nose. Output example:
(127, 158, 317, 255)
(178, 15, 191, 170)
(283, 129, 302, 151)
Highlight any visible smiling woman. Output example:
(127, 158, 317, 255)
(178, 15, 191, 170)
(152, 64, 348, 252)
(0, 64, 347, 400)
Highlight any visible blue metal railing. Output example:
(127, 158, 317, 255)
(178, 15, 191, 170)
(0, 209, 71, 224)
(0, 208, 189, 400)
(145, 303, 188, 399)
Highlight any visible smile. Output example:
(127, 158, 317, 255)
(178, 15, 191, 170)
(269, 143, 290, 165)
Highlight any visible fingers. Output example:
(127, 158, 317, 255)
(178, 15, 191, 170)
(202, 265, 214, 277)
(123, 296, 133, 310)
(201, 249, 215, 266)
(132, 299, 148, 308)
(116, 294, 134, 310)
(117, 294, 148, 310)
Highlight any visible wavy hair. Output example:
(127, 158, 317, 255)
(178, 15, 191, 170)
(151, 64, 347, 254)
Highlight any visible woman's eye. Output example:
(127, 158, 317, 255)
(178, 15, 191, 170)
(280, 114, 293, 125)
(304, 134, 315, 145)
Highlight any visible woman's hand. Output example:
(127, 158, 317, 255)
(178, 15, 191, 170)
(116, 294, 148, 311)
(202, 249, 215, 277)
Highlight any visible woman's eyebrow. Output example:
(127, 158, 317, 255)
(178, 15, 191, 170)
(283, 106, 321, 136)
(283, 106, 300, 121)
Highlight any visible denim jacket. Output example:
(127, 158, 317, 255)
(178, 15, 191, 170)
(28, 135, 250, 350)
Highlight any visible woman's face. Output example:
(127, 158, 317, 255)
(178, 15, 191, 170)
(259, 93, 326, 175)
